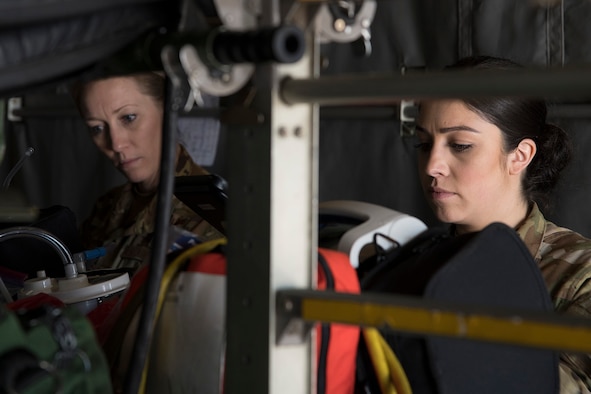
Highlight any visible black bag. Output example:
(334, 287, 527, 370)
(359, 222, 559, 394)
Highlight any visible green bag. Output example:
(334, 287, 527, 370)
(0, 303, 112, 394)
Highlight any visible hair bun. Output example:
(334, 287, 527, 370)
(526, 123, 572, 210)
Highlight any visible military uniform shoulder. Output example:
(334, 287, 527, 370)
(94, 183, 129, 201)
(545, 220, 591, 241)
(176, 144, 209, 177)
(543, 220, 591, 255)
(86, 183, 132, 218)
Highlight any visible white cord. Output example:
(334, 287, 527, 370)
(0, 275, 13, 303)
(2, 146, 34, 189)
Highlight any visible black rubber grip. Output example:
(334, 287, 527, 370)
(211, 25, 305, 65)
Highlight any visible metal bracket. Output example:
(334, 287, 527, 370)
(213, 0, 258, 30)
(7, 97, 22, 122)
(276, 290, 314, 345)
(314, 0, 376, 48)
(179, 42, 255, 101)
(400, 100, 417, 137)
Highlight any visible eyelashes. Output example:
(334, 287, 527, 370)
(414, 142, 472, 153)
(450, 143, 472, 152)
(121, 114, 137, 124)
(87, 124, 104, 136)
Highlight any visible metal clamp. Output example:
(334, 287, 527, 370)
(314, 0, 376, 56)
(400, 100, 417, 137)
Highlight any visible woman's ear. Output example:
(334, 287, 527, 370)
(508, 138, 537, 175)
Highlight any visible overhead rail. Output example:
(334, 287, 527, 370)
(281, 66, 591, 106)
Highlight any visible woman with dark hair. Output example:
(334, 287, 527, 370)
(73, 73, 223, 271)
(415, 55, 591, 392)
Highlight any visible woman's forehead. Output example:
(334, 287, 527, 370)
(416, 99, 504, 141)
(84, 77, 141, 99)
(82, 77, 154, 114)
(418, 99, 481, 124)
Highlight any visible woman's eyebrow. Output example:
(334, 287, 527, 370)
(113, 104, 138, 114)
(415, 124, 480, 134)
(440, 125, 481, 133)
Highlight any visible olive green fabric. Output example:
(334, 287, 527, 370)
(0, 303, 112, 393)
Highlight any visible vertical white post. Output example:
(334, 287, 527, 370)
(225, 1, 318, 392)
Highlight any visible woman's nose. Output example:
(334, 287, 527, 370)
(108, 127, 129, 152)
(425, 146, 448, 177)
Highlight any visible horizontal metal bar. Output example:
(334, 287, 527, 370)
(281, 66, 591, 106)
(12, 102, 591, 122)
(277, 289, 591, 353)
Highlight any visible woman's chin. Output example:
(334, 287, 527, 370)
(434, 208, 461, 225)
(119, 168, 145, 184)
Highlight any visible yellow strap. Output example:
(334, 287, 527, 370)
(363, 327, 412, 394)
(139, 237, 228, 393)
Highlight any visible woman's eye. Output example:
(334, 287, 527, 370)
(121, 114, 137, 124)
(450, 143, 471, 152)
(88, 125, 104, 136)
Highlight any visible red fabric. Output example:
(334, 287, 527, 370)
(90, 265, 150, 344)
(0, 265, 28, 283)
(85, 247, 359, 394)
(187, 253, 226, 275)
(316, 248, 361, 394)
(185, 248, 360, 394)
(7, 292, 64, 310)
(86, 296, 121, 340)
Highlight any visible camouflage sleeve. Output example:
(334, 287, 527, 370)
(553, 260, 591, 392)
(560, 360, 591, 394)
(170, 195, 224, 241)
(80, 194, 113, 248)
(80, 184, 129, 249)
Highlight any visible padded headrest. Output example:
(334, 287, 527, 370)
(363, 222, 559, 394)
(424, 222, 558, 394)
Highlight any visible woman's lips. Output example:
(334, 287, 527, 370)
(430, 187, 455, 200)
(119, 157, 140, 169)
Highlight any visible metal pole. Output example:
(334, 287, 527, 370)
(281, 66, 591, 106)
(225, 2, 318, 394)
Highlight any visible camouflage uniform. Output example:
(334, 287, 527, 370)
(80, 145, 224, 272)
(517, 203, 591, 394)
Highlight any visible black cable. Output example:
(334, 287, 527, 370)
(123, 55, 182, 394)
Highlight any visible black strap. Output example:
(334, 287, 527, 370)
(317, 251, 334, 394)
(354, 331, 382, 394)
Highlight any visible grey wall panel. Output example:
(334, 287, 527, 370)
(470, 1, 549, 64)
(564, 0, 591, 62)
(318, 118, 439, 227)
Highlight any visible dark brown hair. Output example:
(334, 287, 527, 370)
(446, 55, 573, 211)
